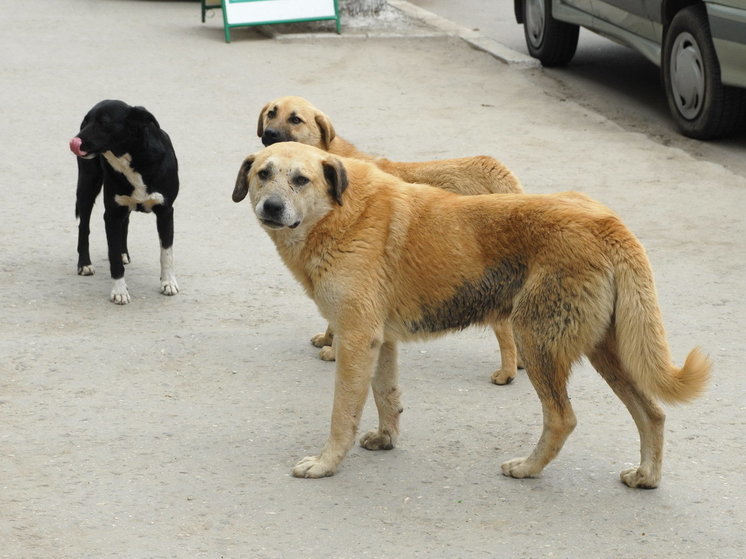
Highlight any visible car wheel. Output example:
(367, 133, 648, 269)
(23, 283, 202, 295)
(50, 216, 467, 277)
(662, 4, 746, 139)
(522, 0, 579, 67)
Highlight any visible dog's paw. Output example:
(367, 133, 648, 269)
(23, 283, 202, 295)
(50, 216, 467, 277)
(292, 455, 336, 478)
(501, 457, 540, 479)
(318, 346, 336, 361)
(491, 368, 516, 385)
(310, 332, 330, 348)
(160, 278, 179, 296)
(620, 465, 659, 489)
(360, 429, 396, 451)
(110, 279, 130, 305)
(78, 264, 95, 276)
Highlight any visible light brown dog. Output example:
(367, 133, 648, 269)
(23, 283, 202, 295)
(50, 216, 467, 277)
(257, 95, 523, 384)
(232, 142, 711, 488)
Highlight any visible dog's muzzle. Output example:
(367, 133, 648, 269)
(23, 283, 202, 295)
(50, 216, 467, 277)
(69, 137, 96, 159)
(261, 128, 288, 147)
(256, 195, 300, 229)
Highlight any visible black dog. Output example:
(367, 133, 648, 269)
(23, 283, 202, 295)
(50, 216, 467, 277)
(69, 100, 179, 304)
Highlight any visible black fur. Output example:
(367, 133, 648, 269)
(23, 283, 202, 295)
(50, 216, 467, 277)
(71, 99, 179, 298)
(406, 260, 527, 334)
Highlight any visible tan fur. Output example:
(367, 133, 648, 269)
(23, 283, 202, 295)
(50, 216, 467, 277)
(257, 95, 523, 195)
(258, 95, 523, 383)
(232, 142, 711, 488)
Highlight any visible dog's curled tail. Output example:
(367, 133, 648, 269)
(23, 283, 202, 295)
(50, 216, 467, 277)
(612, 235, 711, 405)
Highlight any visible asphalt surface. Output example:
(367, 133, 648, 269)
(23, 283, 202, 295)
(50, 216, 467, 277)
(1, 1, 745, 558)
(407, 0, 746, 178)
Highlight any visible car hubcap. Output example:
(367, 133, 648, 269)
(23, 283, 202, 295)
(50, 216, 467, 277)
(525, 0, 545, 49)
(670, 32, 705, 120)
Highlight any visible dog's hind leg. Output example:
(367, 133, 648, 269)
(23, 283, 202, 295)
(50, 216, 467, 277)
(360, 341, 402, 451)
(490, 319, 520, 385)
(75, 157, 103, 276)
(153, 205, 179, 296)
(588, 330, 665, 489)
(501, 337, 577, 479)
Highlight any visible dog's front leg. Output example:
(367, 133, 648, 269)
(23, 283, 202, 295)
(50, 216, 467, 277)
(360, 341, 402, 450)
(154, 205, 179, 296)
(75, 157, 102, 276)
(104, 206, 130, 305)
(293, 331, 382, 478)
(121, 213, 131, 265)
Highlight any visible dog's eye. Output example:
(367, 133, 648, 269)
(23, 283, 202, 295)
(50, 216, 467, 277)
(289, 116, 303, 125)
(294, 176, 310, 187)
(257, 169, 269, 180)
(267, 109, 276, 119)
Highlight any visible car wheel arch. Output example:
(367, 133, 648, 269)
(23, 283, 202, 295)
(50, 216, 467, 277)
(661, 0, 701, 30)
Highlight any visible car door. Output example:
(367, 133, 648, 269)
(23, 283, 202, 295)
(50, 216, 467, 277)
(593, 0, 657, 41)
(563, 0, 595, 12)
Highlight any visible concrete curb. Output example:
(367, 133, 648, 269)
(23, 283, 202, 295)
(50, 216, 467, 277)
(388, 0, 539, 68)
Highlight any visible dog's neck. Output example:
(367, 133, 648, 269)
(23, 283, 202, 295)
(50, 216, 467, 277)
(328, 136, 374, 161)
(266, 167, 381, 297)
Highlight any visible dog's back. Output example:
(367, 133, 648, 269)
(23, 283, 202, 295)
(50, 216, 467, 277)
(258, 96, 523, 195)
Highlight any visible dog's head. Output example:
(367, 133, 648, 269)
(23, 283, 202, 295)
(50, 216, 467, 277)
(232, 142, 348, 233)
(69, 99, 160, 159)
(257, 96, 336, 151)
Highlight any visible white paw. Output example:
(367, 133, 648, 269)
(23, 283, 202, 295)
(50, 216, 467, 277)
(160, 277, 179, 296)
(110, 278, 130, 305)
(78, 264, 95, 276)
(501, 457, 540, 479)
(292, 455, 336, 478)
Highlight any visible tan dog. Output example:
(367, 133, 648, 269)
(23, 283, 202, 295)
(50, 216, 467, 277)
(257, 95, 523, 384)
(232, 142, 710, 488)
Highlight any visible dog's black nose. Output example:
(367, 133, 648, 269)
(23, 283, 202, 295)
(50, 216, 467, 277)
(262, 129, 280, 146)
(262, 195, 285, 217)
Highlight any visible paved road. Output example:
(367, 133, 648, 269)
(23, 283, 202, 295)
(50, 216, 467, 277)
(1, 1, 745, 558)
(408, 0, 746, 179)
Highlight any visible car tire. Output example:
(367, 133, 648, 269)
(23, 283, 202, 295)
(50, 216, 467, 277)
(522, 0, 579, 67)
(662, 4, 746, 139)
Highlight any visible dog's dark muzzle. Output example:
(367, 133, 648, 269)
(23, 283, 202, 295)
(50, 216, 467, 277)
(69, 137, 96, 159)
(257, 195, 300, 229)
(261, 128, 290, 147)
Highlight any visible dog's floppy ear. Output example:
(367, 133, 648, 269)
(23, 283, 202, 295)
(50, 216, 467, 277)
(315, 112, 336, 150)
(322, 156, 348, 206)
(233, 155, 255, 203)
(257, 102, 270, 138)
(129, 106, 160, 129)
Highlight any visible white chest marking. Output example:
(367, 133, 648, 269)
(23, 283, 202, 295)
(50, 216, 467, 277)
(104, 151, 165, 212)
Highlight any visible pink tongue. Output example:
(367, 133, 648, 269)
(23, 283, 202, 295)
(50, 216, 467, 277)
(69, 137, 87, 157)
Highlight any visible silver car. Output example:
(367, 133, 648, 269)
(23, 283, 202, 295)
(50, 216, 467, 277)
(515, 0, 746, 139)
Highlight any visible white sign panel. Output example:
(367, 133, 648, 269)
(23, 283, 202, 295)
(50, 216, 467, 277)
(224, 0, 338, 26)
